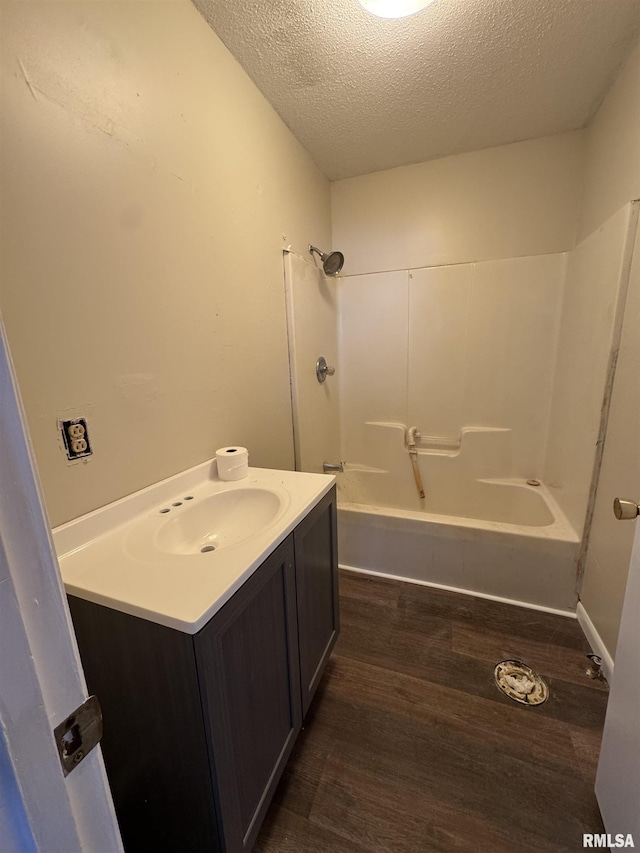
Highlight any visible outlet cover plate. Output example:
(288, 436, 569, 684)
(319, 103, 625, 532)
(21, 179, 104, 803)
(59, 417, 92, 461)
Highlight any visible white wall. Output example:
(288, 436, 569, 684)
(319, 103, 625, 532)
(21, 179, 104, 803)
(331, 131, 585, 276)
(339, 254, 566, 478)
(578, 44, 640, 242)
(0, 0, 330, 527)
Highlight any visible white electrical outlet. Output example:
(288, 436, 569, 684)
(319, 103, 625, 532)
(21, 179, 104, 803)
(71, 437, 88, 454)
(68, 423, 85, 440)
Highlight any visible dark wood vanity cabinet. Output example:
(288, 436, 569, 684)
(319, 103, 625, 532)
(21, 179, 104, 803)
(68, 485, 338, 853)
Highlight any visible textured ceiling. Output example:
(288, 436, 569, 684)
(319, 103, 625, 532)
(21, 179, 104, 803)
(192, 0, 640, 180)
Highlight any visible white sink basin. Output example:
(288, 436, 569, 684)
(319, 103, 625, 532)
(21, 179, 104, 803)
(53, 463, 335, 633)
(155, 487, 284, 555)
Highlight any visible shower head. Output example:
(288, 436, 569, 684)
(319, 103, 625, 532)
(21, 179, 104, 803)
(309, 245, 344, 277)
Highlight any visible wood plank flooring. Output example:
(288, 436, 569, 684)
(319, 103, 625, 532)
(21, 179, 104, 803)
(254, 571, 608, 853)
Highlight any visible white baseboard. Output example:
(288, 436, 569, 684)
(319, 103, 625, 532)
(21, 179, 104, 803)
(339, 564, 577, 619)
(576, 601, 614, 683)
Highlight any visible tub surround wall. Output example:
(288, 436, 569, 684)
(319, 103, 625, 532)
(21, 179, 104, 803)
(284, 252, 340, 475)
(408, 256, 565, 475)
(0, 0, 330, 527)
(341, 425, 519, 515)
(544, 204, 639, 538)
(338, 253, 566, 480)
(331, 131, 585, 277)
(338, 271, 408, 463)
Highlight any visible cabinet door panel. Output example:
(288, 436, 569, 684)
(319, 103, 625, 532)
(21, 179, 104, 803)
(196, 537, 300, 852)
(294, 487, 339, 716)
(68, 597, 220, 853)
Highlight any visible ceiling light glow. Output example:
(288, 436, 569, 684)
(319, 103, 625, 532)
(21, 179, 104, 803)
(359, 0, 435, 19)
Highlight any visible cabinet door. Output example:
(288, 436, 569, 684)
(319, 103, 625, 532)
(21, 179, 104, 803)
(294, 486, 340, 717)
(195, 536, 301, 853)
(68, 597, 220, 853)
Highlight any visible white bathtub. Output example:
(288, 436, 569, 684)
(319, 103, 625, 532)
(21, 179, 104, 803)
(338, 466, 580, 613)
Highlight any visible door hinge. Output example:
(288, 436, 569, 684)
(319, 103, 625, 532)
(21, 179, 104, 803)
(53, 695, 103, 776)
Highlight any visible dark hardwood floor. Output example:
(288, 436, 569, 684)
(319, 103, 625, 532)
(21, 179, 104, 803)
(254, 570, 608, 853)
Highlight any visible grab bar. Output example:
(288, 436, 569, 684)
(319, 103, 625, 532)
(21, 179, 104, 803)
(410, 429, 461, 452)
(406, 427, 425, 500)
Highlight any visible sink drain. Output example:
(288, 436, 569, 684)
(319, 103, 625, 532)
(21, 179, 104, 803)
(494, 660, 548, 706)
(200, 545, 216, 553)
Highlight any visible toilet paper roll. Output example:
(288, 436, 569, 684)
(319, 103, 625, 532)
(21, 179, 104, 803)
(216, 446, 249, 481)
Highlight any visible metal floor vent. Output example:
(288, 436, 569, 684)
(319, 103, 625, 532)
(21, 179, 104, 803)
(494, 660, 549, 706)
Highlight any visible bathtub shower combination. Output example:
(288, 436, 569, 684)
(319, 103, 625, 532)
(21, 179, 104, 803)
(337, 423, 578, 613)
(285, 211, 636, 616)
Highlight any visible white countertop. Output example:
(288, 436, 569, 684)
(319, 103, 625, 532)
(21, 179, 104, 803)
(54, 462, 335, 634)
